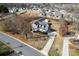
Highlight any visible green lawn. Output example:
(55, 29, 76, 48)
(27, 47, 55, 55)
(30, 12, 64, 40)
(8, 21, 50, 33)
(48, 48, 60, 56)
(0, 41, 14, 56)
(48, 35, 63, 56)
(69, 47, 79, 56)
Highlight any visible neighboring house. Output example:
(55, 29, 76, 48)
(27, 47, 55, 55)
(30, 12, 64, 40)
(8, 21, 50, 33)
(48, 9, 67, 19)
(33, 9, 43, 17)
(18, 8, 23, 12)
(8, 8, 14, 13)
(32, 17, 51, 33)
(51, 9, 62, 19)
(8, 7, 18, 13)
(31, 6, 39, 10)
(41, 7, 52, 16)
(30, 6, 43, 16)
(45, 9, 52, 17)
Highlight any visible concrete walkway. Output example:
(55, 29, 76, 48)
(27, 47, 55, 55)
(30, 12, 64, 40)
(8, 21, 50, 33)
(41, 32, 57, 55)
(62, 37, 69, 56)
(62, 37, 75, 56)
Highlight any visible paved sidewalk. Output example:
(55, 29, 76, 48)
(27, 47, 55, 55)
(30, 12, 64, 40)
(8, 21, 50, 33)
(62, 37, 75, 56)
(41, 32, 57, 55)
(62, 37, 69, 56)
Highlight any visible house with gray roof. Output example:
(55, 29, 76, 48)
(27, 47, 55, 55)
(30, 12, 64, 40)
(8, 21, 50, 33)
(32, 17, 52, 33)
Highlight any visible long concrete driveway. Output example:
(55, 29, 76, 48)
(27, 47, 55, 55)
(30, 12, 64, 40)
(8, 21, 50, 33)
(0, 32, 44, 56)
(41, 32, 57, 55)
(62, 37, 75, 56)
(62, 37, 69, 56)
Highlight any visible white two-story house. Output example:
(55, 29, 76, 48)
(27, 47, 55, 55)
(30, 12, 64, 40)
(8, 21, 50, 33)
(32, 17, 51, 33)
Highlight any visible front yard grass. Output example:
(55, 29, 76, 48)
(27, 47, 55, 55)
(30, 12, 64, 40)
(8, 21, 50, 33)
(48, 48, 60, 56)
(69, 39, 79, 56)
(0, 22, 6, 31)
(48, 34, 63, 56)
(69, 44, 79, 56)
(6, 32, 48, 50)
(48, 19, 63, 56)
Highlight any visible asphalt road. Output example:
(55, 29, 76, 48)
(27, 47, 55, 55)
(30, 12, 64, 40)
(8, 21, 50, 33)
(0, 33, 44, 56)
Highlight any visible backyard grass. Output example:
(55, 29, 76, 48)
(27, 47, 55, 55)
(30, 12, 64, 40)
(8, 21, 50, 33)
(48, 33, 63, 56)
(48, 19, 64, 56)
(69, 44, 79, 56)
(0, 41, 14, 56)
(68, 23, 76, 33)
(69, 39, 79, 56)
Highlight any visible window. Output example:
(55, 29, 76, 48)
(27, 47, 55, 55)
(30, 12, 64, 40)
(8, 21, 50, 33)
(44, 25, 46, 28)
(57, 16, 58, 17)
(37, 25, 39, 28)
(41, 24, 42, 27)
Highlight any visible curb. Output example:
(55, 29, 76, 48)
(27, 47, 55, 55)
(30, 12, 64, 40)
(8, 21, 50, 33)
(0, 32, 47, 56)
(0, 39, 24, 56)
(40, 50, 48, 56)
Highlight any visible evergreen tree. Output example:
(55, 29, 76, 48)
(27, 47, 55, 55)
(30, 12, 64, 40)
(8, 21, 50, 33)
(0, 5, 9, 13)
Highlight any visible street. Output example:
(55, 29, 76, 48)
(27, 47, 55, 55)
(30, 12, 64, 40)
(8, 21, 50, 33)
(0, 33, 44, 56)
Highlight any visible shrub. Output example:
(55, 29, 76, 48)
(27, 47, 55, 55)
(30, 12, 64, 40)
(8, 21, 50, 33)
(0, 5, 9, 13)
